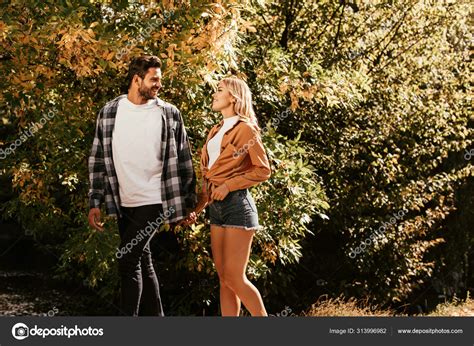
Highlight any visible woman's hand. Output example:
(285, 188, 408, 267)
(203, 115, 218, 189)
(177, 189, 209, 227)
(211, 183, 230, 201)
(179, 211, 197, 227)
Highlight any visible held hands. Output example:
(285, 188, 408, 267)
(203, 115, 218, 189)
(178, 183, 230, 227)
(88, 208, 104, 231)
(178, 211, 197, 227)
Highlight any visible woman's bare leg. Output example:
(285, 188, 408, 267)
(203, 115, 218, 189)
(210, 225, 241, 316)
(222, 227, 267, 316)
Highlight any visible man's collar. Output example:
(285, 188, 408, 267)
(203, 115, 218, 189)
(118, 94, 166, 107)
(155, 97, 166, 107)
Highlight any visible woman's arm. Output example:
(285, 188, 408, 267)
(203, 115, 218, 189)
(224, 124, 271, 192)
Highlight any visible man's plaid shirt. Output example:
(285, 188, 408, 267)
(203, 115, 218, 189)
(88, 95, 196, 223)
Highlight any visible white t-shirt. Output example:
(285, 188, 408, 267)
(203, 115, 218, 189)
(207, 115, 240, 169)
(112, 97, 163, 207)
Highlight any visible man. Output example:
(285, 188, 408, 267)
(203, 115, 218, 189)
(87, 55, 196, 316)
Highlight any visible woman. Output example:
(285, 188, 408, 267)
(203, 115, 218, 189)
(186, 77, 271, 316)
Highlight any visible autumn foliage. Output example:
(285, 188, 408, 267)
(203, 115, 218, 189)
(0, 1, 472, 315)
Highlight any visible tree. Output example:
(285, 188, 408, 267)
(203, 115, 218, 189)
(0, 0, 328, 315)
(239, 0, 473, 309)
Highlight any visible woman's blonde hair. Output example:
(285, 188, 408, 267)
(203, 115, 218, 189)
(220, 77, 260, 131)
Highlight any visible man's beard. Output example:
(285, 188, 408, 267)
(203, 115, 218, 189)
(138, 85, 158, 100)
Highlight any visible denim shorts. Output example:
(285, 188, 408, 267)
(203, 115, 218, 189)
(208, 189, 260, 230)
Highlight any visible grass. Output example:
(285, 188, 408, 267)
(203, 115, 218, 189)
(304, 295, 395, 316)
(304, 294, 474, 317)
(425, 294, 474, 317)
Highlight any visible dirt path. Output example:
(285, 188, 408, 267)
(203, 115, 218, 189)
(1, 270, 473, 316)
(0, 270, 114, 316)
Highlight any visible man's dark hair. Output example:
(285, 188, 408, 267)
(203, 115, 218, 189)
(127, 55, 162, 89)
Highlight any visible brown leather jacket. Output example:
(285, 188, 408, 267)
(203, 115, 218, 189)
(195, 116, 271, 211)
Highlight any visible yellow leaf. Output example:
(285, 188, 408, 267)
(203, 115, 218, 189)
(279, 83, 288, 94)
(290, 92, 299, 111)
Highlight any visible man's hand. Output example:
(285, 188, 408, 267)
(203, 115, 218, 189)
(88, 208, 104, 231)
(211, 183, 230, 201)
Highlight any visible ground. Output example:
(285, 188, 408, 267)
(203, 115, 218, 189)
(0, 270, 115, 316)
(1, 270, 473, 316)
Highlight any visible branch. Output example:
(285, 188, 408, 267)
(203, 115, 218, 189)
(259, 12, 275, 39)
(368, 9, 411, 74)
(371, 14, 448, 75)
(280, 0, 297, 49)
(359, 2, 416, 65)
(332, 3, 346, 55)
(314, 3, 344, 44)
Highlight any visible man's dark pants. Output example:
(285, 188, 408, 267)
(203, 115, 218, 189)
(117, 203, 164, 316)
